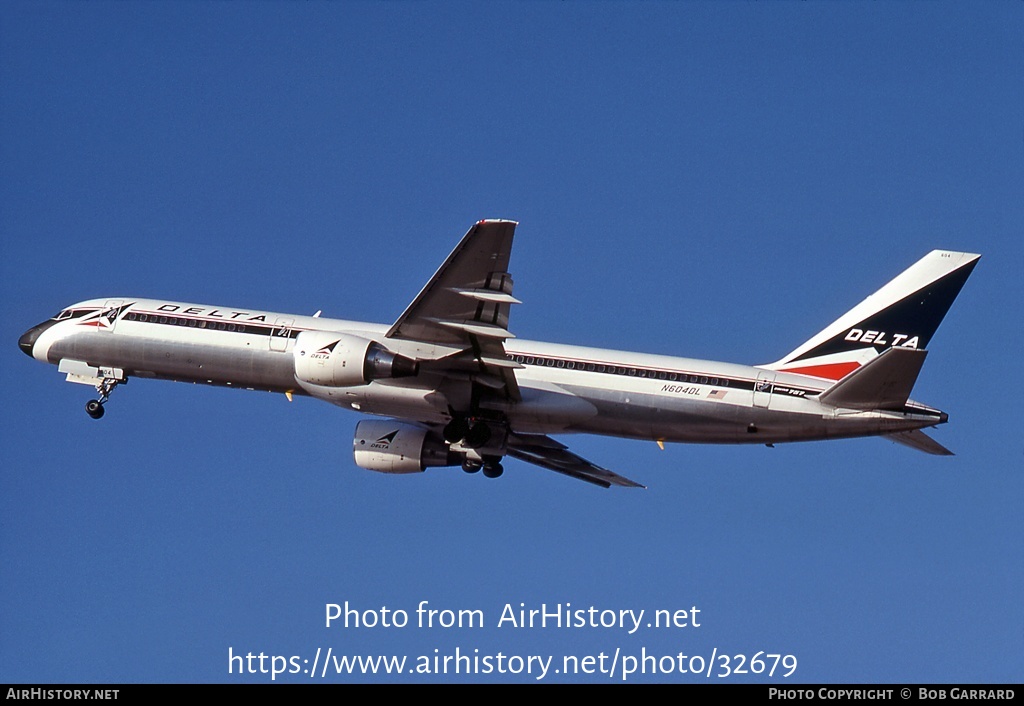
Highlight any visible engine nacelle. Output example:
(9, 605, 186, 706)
(294, 331, 418, 387)
(352, 420, 459, 474)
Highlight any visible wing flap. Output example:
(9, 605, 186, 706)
(452, 288, 522, 304)
(429, 319, 515, 340)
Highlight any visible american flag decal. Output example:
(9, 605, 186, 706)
(708, 390, 728, 400)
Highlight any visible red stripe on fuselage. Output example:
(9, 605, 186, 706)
(779, 361, 861, 381)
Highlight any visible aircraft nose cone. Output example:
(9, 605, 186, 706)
(19, 325, 43, 357)
(19, 318, 60, 359)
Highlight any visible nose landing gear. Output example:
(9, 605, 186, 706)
(85, 376, 123, 420)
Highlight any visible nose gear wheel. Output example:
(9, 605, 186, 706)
(84, 376, 124, 420)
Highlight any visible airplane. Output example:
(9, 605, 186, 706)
(18, 220, 980, 488)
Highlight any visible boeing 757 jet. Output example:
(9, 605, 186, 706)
(19, 221, 979, 487)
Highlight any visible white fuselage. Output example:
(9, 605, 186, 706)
(22, 297, 945, 447)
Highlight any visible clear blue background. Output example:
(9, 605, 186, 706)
(2, 1, 1020, 684)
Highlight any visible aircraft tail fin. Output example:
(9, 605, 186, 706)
(816, 347, 927, 410)
(884, 429, 954, 456)
(765, 250, 980, 380)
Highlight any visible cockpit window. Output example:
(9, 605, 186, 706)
(54, 309, 72, 320)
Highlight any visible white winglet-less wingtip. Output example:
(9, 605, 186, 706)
(19, 221, 980, 488)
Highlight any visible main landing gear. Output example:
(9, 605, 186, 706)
(85, 377, 123, 420)
(446, 413, 505, 479)
(461, 456, 504, 478)
(444, 414, 496, 448)
(482, 458, 504, 478)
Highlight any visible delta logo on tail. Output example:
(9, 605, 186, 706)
(767, 250, 980, 381)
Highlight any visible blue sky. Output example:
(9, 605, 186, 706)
(1, 1, 1021, 684)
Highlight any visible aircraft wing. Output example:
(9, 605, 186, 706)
(387, 221, 640, 488)
(507, 432, 646, 489)
(386, 219, 521, 400)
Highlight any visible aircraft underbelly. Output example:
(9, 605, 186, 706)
(504, 384, 598, 433)
(548, 384, 754, 442)
(546, 384, 934, 445)
(48, 332, 296, 391)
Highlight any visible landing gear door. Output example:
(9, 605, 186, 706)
(754, 371, 776, 409)
(270, 317, 294, 352)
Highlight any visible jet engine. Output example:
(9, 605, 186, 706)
(352, 419, 459, 474)
(294, 331, 418, 387)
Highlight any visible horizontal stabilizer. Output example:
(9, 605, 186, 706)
(885, 429, 954, 456)
(817, 348, 927, 410)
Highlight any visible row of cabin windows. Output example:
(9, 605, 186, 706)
(508, 354, 729, 386)
(112, 314, 729, 386)
(124, 311, 251, 333)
